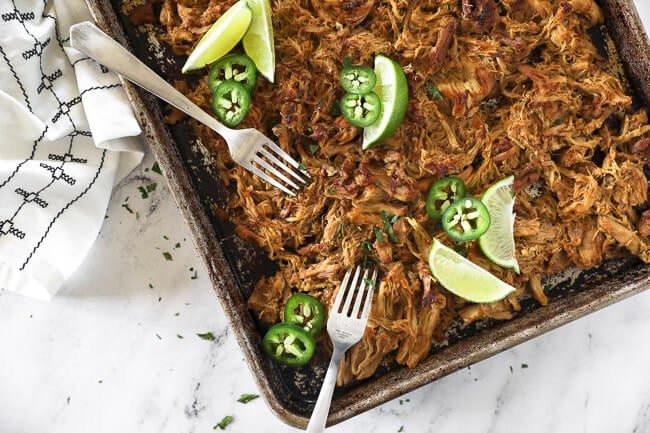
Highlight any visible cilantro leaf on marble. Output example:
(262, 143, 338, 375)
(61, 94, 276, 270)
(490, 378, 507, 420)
(197, 332, 216, 341)
(214, 415, 234, 430)
(237, 393, 259, 404)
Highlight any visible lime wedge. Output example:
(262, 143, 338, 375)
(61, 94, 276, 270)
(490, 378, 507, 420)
(428, 238, 517, 303)
(243, 0, 275, 83)
(181, 1, 253, 73)
(478, 176, 520, 274)
(362, 55, 409, 150)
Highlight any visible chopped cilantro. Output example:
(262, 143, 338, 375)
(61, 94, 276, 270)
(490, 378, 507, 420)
(363, 278, 375, 289)
(174, 312, 180, 317)
(374, 227, 384, 243)
(521, 363, 529, 369)
(308, 143, 320, 155)
(362, 240, 375, 251)
(398, 427, 405, 432)
(177, 334, 184, 339)
(381, 211, 399, 243)
(197, 332, 216, 341)
(121, 203, 134, 214)
(163, 235, 169, 240)
(175, 242, 181, 249)
(425, 82, 443, 100)
(237, 393, 260, 404)
(138, 183, 158, 199)
(151, 162, 162, 175)
(330, 99, 341, 116)
(326, 188, 334, 194)
(298, 162, 307, 172)
(163, 252, 173, 261)
(213, 415, 234, 430)
(148, 283, 154, 289)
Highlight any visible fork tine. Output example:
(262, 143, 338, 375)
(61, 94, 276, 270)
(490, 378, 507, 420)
(332, 267, 353, 313)
(360, 267, 378, 321)
(263, 140, 312, 178)
(341, 266, 362, 316)
(350, 267, 371, 318)
(253, 156, 301, 190)
(258, 146, 308, 184)
(250, 165, 296, 196)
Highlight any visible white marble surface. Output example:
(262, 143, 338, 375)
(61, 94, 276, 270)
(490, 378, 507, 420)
(2, 2, 650, 432)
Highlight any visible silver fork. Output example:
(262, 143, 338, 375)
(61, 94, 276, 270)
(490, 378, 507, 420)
(69, 21, 309, 196)
(306, 266, 378, 433)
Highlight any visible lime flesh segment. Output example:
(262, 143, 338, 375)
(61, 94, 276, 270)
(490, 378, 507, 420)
(243, 0, 275, 83)
(181, 1, 252, 73)
(362, 55, 408, 150)
(428, 239, 517, 303)
(478, 176, 520, 274)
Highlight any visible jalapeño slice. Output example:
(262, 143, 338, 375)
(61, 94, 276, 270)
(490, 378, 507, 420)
(339, 65, 377, 95)
(262, 323, 315, 367)
(426, 176, 467, 220)
(284, 293, 325, 337)
(340, 91, 382, 127)
(212, 80, 251, 127)
(208, 53, 258, 93)
(441, 197, 491, 242)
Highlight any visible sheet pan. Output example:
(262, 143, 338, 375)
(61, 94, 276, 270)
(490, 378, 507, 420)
(84, 0, 650, 427)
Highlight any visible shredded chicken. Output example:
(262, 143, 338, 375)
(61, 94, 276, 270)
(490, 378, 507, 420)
(154, 0, 650, 385)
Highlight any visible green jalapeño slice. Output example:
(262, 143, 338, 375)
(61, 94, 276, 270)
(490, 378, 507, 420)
(262, 323, 315, 367)
(441, 197, 491, 242)
(212, 80, 251, 127)
(208, 53, 258, 94)
(426, 176, 467, 220)
(340, 91, 382, 127)
(339, 65, 377, 95)
(284, 293, 325, 337)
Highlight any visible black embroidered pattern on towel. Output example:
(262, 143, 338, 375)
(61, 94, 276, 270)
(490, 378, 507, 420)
(19, 149, 107, 270)
(0, 1, 116, 270)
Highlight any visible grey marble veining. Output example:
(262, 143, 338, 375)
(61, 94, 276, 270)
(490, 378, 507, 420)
(2, 2, 650, 431)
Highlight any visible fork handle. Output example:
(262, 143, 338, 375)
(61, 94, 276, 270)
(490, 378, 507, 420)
(306, 347, 345, 433)
(69, 21, 235, 140)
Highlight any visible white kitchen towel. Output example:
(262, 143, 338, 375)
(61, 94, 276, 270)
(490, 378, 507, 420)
(0, 0, 144, 300)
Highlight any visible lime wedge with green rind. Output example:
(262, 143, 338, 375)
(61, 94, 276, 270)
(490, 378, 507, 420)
(362, 55, 408, 150)
(181, 1, 252, 73)
(478, 176, 520, 274)
(243, 0, 275, 83)
(428, 238, 517, 303)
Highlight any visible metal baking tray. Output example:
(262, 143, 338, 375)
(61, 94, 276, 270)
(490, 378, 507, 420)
(85, 0, 650, 427)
